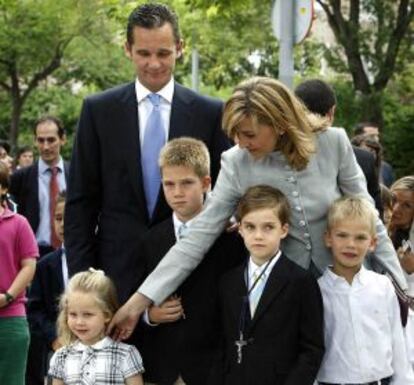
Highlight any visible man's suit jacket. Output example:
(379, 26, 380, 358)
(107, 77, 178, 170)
(353, 146, 383, 217)
(27, 248, 64, 347)
(65, 82, 230, 303)
(137, 217, 247, 385)
(216, 254, 324, 385)
(10, 160, 70, 234)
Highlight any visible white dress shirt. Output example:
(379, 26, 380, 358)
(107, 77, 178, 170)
(317, 266, 414, 384)
(135, 77, 174, 149)
(36, 157, 66, 245)
(247, 251, 281, 315)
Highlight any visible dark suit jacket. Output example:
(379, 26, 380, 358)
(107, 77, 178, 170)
(137, 217, 247, 385)
(65, 82, 230, 303)
(27, 248, 64, 347)
(353, 146, 383, 217)
(216, 254, 324, 385)
(9, 160, 70, 235)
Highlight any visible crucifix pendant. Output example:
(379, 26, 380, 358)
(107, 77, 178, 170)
(235, 331, 248, 364)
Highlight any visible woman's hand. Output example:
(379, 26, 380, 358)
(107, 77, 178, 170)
(107, 292, 151, 341)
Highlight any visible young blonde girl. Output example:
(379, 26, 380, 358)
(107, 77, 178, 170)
(49, 268, 144, 385)
(0, 161, 38, 385)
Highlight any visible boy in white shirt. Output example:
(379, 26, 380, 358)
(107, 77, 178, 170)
(317, 196, 414, 385)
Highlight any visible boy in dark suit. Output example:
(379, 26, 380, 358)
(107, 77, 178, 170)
(138, 137, 246, 385)
(26, 191, 68, 385)
(216, 185, 324, 385)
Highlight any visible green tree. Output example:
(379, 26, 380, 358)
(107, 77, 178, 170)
(316, 0, 413, 125)
(0, 0, 130, 149)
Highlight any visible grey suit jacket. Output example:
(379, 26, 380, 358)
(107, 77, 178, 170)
(139, 127, 406, 303)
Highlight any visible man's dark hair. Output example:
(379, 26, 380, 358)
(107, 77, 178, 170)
(353, 121, 380, 136)
(294, 79, 336, 116)
(34, 116, 65, 138)
(126, 3, 181, 45)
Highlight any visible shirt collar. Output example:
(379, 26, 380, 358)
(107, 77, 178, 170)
(248, 250, 281, 280)
(135, 77, 174, 104)
(173, 212, 197, 238)
(324, 265, 368, 286)
(38, 157, 64, 175)
(0, 206, 15, 220)
(73, 336, 112, 351)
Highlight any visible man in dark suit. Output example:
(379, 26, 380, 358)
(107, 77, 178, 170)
(64, 3, 230, 304)
(294, 79, 383, 217)
(10, 116, 69, 257)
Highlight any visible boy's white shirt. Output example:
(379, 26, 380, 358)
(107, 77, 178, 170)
(317, 266, 414, 384)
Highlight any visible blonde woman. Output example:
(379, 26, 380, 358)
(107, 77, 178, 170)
(111, 77, 406, 340)
(49, 269, 144, 385)
(389, 176, 414, 368)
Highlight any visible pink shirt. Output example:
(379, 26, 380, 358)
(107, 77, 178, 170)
(0, 208, 38, 317)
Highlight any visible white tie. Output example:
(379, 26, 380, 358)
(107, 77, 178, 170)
(249, 269, 267, 316)
(177, 223, 187, 239)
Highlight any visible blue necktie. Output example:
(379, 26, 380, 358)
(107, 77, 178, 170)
(141, 93, 165, 218)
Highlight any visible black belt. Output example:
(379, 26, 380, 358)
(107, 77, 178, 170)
(319, 376, 391, 385)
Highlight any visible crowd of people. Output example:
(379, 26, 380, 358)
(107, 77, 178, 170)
(0, 3, 413, 385)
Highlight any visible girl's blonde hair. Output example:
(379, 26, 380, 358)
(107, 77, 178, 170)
(57, 268, 119, 345)
(222, 77, 327, 170)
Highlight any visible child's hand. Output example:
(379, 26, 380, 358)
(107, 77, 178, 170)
(148, 296, 184, 324)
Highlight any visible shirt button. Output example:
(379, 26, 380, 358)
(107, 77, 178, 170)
(299, 220, 306, 227)
(305, 243, 312, 250)
(304, 232, 310, 238)
(295, 205, 302, 212)
(292, 191, 299, 197)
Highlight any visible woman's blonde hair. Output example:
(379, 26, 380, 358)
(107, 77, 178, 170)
(222, 77, 327, 170)
(57, 268, 119, 345)
(391, 176, 414, 195)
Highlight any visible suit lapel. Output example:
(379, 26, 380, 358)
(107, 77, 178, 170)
(226, 263, 250, 330)
(248, 255, 290, 332)
(118, 82, 148, 220)
(169, 83, 194, 140)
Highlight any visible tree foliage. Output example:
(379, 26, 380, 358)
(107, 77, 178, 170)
(0, 0, 130, 148)
(316, 0, 413, 124)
